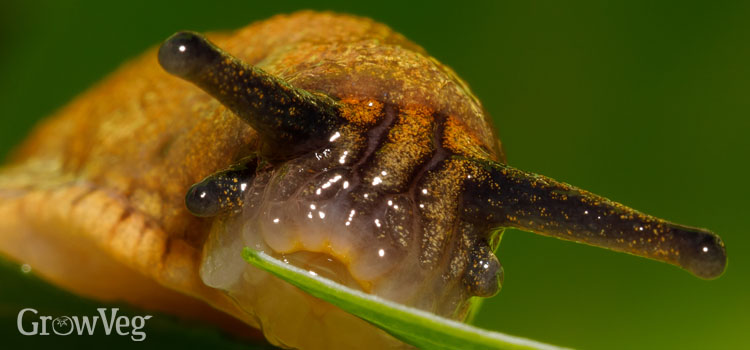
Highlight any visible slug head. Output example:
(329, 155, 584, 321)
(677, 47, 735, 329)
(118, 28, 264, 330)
(159, 32, 726, 322)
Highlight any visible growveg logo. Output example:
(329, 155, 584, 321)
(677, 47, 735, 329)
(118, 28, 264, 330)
(17, 308, 152, 341)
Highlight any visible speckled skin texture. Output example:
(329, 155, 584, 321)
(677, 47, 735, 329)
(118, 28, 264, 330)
(151, 27, 511, 321)
(0, 11, 503, 349)
(0, 10, 726, 350)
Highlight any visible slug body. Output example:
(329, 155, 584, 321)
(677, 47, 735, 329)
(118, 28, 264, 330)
(0, 12, 726, 350)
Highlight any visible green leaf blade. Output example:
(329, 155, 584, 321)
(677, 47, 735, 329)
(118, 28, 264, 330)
(242, 247, 569, 350)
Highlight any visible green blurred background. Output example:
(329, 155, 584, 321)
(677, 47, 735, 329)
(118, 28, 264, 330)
(0, 1, 748, 349)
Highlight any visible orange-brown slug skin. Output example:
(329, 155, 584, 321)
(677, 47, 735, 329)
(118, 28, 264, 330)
(0, 10, 726, 350)
(0, 11, 502, 349)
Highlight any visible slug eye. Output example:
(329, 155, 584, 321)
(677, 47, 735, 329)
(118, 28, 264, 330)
(157, 31, 219, 78)
(676, 227, 727, 279)
(185, 180, 222, 217)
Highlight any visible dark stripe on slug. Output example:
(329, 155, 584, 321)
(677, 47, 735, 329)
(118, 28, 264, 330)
(361, 106, 438, 194)
(405, 112, 449, 195)
(345, 104, 399, 204)
(352, 104, 399, 171)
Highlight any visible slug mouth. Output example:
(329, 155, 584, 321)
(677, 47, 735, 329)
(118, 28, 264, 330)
(199, 193, 475, 319)
(197, 198, 444, 350)
(199, 217, 411, 349)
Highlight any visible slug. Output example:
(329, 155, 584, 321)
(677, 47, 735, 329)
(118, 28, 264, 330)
(0, 11, 726, 349)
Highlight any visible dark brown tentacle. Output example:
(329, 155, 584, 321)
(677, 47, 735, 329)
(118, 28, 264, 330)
(157, 31, 343, 151)
(463, 159, 727, 279)
(185, 156, 259, 217)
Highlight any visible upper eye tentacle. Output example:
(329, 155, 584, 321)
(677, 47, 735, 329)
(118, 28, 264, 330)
(158, 31, 344, 152)
(462, 159, 727, 279)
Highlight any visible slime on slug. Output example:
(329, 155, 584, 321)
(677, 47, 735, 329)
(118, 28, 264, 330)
(158, 30, 725, 318)
(0, 12, 727, 350)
